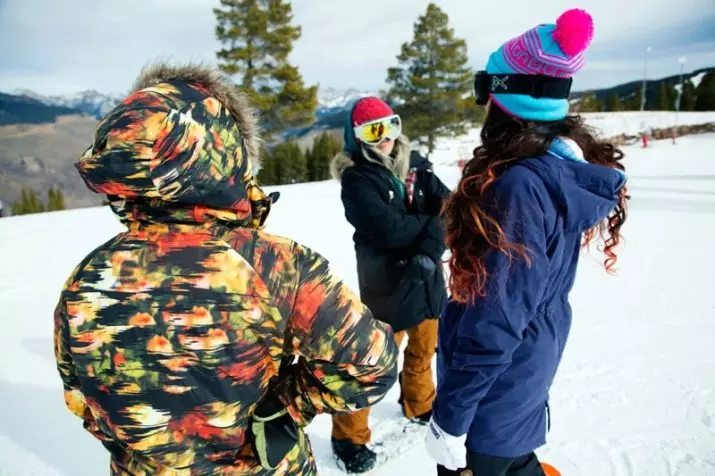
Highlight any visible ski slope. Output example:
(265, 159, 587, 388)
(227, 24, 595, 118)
(427, 111, 715, 166)
(1, 133, 714, 475)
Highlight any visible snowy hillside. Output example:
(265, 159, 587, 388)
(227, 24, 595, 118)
(690, 72, 707, 89)
(427, 111, 715, 166)
(1, 134, 714, 475)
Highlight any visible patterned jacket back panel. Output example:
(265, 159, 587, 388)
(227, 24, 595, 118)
(56, 224, 334, 474)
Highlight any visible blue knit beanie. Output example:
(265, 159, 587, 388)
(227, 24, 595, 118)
(486, 9, 595, 121)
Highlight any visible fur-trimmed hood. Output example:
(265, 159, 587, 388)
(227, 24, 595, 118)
(131, 62, 260, 167)
(330, 135, 411, 181)
(76, 61, 271, 228)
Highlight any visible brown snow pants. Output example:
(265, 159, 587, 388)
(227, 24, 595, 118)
(331, 318, 438, 445)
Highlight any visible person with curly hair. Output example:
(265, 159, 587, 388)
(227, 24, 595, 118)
(425, 9, 628, 476)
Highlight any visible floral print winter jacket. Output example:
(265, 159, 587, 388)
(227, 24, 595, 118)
(53, 63, 398, 475)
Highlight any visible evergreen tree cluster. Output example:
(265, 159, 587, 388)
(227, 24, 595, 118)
(11, 186, 66, 216)
(694, 72, 715, 111)
(257, 131, 342, 186)
(577, 72, 715, 113)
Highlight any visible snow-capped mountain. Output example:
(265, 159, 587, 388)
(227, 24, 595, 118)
(12, 89, 123, 119)
(10, 86, 375, 122)
(317, 87, 377, 110)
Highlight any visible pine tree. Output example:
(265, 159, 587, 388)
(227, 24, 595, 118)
(459, 96, 486, 125)
(11, 187, 46, 215)
(307, 132, 342, 181)
(214, 0, 317, 134)
(286, 141, 307, 183)
(694, 72, 715, 111)
(607, 95, 622, 112)
(658, 82, 678, 111)
(577, 92, 603, 112)
(681, 80, 696, 111)
(305, 144, 316, 182)
(257, 145, 276, 185)
(270, 140, 306, 184)
(625, 88, 642, 111)
(264, 63, 318, 132)
(657, 83, 670, 111)
(47, 186, 66, 211)
(386, 3, 473, 152)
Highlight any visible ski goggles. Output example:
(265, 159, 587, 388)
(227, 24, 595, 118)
(353, 114, 402, 145)
(473, 71, 573, 106)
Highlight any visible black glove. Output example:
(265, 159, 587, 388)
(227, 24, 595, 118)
(403, 253, 438, 283)
(251, 390, 304, 470)
(415, 254, 437, 274)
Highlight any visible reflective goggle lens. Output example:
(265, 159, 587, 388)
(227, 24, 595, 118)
(354, 115, 402, 144)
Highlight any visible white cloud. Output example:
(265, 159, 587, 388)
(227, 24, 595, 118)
(0, 0, 713, 95)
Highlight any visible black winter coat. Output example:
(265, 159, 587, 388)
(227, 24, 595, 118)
(331, 141, 450, 332)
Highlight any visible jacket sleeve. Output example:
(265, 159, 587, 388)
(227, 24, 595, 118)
(420, 165, 452, 216)
(341, 170, 433, 249)
(54, 297, 110, 443)
(54, 299, 88, 420)
(413, 165, 450, 260)
(413, 216, 446, 263)
(55, 276, 120, 451)
(273, 244, 399, 426)
(425, 169, 452, 202)
(432, 177, 550, 437)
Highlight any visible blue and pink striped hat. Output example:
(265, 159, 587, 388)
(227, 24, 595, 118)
(486, 9, 595, 121)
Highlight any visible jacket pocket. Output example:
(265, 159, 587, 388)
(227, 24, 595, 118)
(358, 254, 405, 292)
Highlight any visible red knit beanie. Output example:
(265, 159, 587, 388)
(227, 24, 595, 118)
(351, 97, 394, 126)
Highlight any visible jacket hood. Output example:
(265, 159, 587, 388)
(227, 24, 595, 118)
(519, 154, 626, 233)
(76, 61, 271, 229)
(330, 134, 411, 181)
(409, 150, 433, 171)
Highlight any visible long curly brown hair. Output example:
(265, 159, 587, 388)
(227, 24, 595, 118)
(444, 104, 628, 304)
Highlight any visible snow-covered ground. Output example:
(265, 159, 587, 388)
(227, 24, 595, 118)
(1, 131, 714, 475)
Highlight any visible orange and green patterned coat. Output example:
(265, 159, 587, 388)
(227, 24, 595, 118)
(53, 63, 398, 475)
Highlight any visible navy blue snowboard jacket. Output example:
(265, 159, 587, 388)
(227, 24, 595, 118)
(433, 151, 625, 458)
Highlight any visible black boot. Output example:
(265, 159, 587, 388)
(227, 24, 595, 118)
(331, 438, 377, 474)
(398, 372, 432, 425)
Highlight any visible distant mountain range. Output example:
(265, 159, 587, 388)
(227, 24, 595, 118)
(0, 86, 375, 128)
(3, 67, 714, 129)
(0, 92, 80, 126)
(571, 67, 714, 105)
(3, 65, 710, 129)
(6, 89, 124, 122)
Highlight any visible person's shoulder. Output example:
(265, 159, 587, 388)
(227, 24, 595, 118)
(492, 160, 548, 198)
(223, 228, 334, 275)
(223, 227, 301, 258)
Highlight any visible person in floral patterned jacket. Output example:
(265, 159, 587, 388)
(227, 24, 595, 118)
(53, 62, 398, 476)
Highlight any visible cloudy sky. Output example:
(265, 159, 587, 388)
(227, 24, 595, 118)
(1, 0, 714, 96)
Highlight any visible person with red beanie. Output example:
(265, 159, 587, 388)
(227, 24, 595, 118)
(329, 96, 450, 473)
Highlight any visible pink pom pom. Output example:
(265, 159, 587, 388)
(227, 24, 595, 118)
(553, 8, 594, 56)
